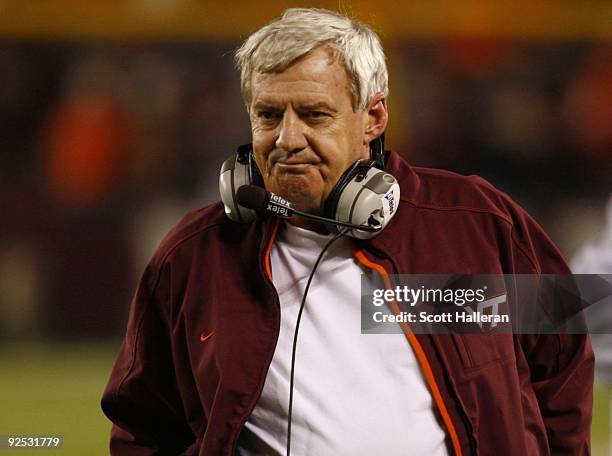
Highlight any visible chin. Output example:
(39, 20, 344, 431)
(272, 180, 323, 215)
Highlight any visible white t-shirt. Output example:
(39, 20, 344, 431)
(236, 222, 448, 455)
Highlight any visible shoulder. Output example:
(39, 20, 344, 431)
(144, 202, 243, 281)
(387, 151, 532, 228)
(385, 151, 569, 273)
(138, 200, 263, 295)
(153, 202, 227, 257)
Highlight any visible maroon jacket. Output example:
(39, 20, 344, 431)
(101, 151, 593, 455)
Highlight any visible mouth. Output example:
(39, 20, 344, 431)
(269, 149, 321, 170)
(274, 163, 313, 173)
(273, 158, 320, 173)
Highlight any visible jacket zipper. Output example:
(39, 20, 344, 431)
(351, 243, 475, 456)
(227, 226, 476, 455)
(229, 219, 282, 455)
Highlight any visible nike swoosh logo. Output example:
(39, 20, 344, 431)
(200, 331, 214, 343)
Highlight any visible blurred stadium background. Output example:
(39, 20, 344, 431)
(0, 1, 610, 454)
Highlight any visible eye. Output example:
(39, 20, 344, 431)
(258, 111, 277, 120)
(307, 111, 328, 119)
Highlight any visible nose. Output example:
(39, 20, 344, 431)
(275, 109, 307, 153)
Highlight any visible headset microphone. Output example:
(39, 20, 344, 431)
(236, 185, 382, 233)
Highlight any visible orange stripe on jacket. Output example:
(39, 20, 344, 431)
(264, 219, 281, 281)
(352, 247, 463, 456)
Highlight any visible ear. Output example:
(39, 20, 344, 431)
(363, 92, 388, 144)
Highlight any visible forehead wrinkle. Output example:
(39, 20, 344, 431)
(253, 92, 338, 110)
(252, 83, 350, 112)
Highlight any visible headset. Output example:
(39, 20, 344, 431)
(219, 136, 400, 239)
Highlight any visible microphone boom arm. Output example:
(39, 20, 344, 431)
(292, 208, 381, 233)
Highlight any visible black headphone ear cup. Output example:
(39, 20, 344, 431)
(323, 160, 377, 232)
(369, 134, 385, 167)
(323, 163, 355, 223)
(324, 136, 385, 231)
(324, 158, 399, 239)
(249, 151, 264, 188)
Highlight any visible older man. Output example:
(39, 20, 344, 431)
(102, 8, 593, 456)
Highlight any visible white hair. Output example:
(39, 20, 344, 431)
(234, 8, 388, 112)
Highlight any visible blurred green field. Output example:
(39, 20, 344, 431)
(0, 342, 610, 455)
(0, 342, 119, 455)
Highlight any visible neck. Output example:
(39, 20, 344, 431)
(286, 216, 330, 234)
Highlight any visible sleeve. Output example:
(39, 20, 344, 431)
(520, 333, 593, 454)
(511, 204, 595, 455)
(100, 263, 196, 455)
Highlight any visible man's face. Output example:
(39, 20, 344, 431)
(249, 46, 371, 214)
